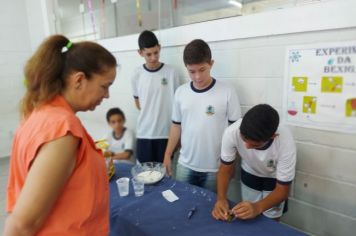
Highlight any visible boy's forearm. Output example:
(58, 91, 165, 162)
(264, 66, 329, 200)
(134, 98, 141, 110)
(164, 124, 181, 157)
(217, 164, 234, 200)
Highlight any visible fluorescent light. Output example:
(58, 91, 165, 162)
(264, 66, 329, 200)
(228, 0, 243, 8)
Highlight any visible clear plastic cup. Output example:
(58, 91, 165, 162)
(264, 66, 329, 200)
(116, 177, 129, 197)
(132, 177, 144, 197)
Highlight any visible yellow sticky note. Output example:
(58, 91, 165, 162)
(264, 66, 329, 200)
(292, 77, 308, 92)
(321, 76, 343, 93)
(303, 96, 317, 114)
(345, 98, 356, 117)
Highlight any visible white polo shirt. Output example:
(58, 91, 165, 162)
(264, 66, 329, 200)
(173, 79, 241, 172)
(106, 128, 135, 163)
(221, 119, 296, 183)
(131, 63, 180, 139)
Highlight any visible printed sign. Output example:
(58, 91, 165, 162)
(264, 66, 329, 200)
(283, 41, 356, 133)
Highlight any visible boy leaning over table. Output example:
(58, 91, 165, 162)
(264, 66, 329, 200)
(212, 104, 296, 221)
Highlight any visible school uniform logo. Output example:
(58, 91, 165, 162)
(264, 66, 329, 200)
(267, 159, 275, 168)
(161, 77, 168, 85)
(206, 105, 215, 115)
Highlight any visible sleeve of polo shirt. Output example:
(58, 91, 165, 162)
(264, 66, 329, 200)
(220, 126, 237, 165)
(276, 127, 297, 185)
(172, 88, 182, 124)
(227, 86, 241, 123)
(124, 129, 134, 152)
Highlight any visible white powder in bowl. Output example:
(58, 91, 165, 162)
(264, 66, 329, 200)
(137, 170, 163, 184)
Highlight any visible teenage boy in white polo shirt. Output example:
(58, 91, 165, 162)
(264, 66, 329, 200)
(131, 30, 180, 163)
(163, 39, 241, 192)
(212, 104, 296, 220)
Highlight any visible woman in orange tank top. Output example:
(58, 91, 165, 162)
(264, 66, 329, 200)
(3, 35, 117, 236)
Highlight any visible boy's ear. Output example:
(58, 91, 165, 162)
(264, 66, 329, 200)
(138, 49, 143, 57)
(271, 133, 279, 139)
(210, 60, 215, 67)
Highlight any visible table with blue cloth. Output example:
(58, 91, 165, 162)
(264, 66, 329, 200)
(109, 163, 305, 236)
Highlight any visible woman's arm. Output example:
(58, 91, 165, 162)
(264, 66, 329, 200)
(3, 134, 79, 236)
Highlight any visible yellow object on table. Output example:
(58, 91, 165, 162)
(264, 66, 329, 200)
(95, 139, 115, 180)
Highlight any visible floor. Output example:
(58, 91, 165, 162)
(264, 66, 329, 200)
(0, 157, 9, 232)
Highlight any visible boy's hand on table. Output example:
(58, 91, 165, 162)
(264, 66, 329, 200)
(231, 201, 262, 220)
(212, 198, 230, 221)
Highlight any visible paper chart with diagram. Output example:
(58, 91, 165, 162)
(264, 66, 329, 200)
(284, 41, 356, 133)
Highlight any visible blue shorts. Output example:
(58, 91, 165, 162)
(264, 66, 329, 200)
(136, 138, 168, 163)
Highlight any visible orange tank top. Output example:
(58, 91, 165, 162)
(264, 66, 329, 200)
(7, 96, 109, 235)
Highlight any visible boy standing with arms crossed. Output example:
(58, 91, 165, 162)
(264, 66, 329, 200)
(131, 30, 180, 163)
(164, 39, 241, 192)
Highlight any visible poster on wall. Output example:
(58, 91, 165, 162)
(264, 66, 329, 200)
(283, 41, 356, 133)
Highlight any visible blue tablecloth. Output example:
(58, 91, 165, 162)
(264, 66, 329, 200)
(109, 163, 305, 236)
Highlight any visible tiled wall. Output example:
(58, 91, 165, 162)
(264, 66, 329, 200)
(0, 0, 31, 158)
(79, 27, 356, 235)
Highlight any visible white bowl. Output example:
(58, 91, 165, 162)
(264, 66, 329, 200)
(131, 162, 166, 184)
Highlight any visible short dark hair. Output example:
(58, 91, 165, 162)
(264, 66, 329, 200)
(106, 107, 126, 122)
(138, 30, 159, 50)
(240, 104, 279, 142)
(183, 39, 211, 65)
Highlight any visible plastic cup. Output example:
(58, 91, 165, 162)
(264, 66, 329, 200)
(132, 177, 145, 197)
(116, 177, 129, 197)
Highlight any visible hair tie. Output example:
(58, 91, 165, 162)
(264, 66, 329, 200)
(23, 77, 28, 87)
(61, 41, 73, 53)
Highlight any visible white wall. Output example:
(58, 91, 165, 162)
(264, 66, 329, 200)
(25, 0, 53, 51)
(0, 0, 51, 158)
(77, 1, 356, 235)
(0, 0, 33, 158)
